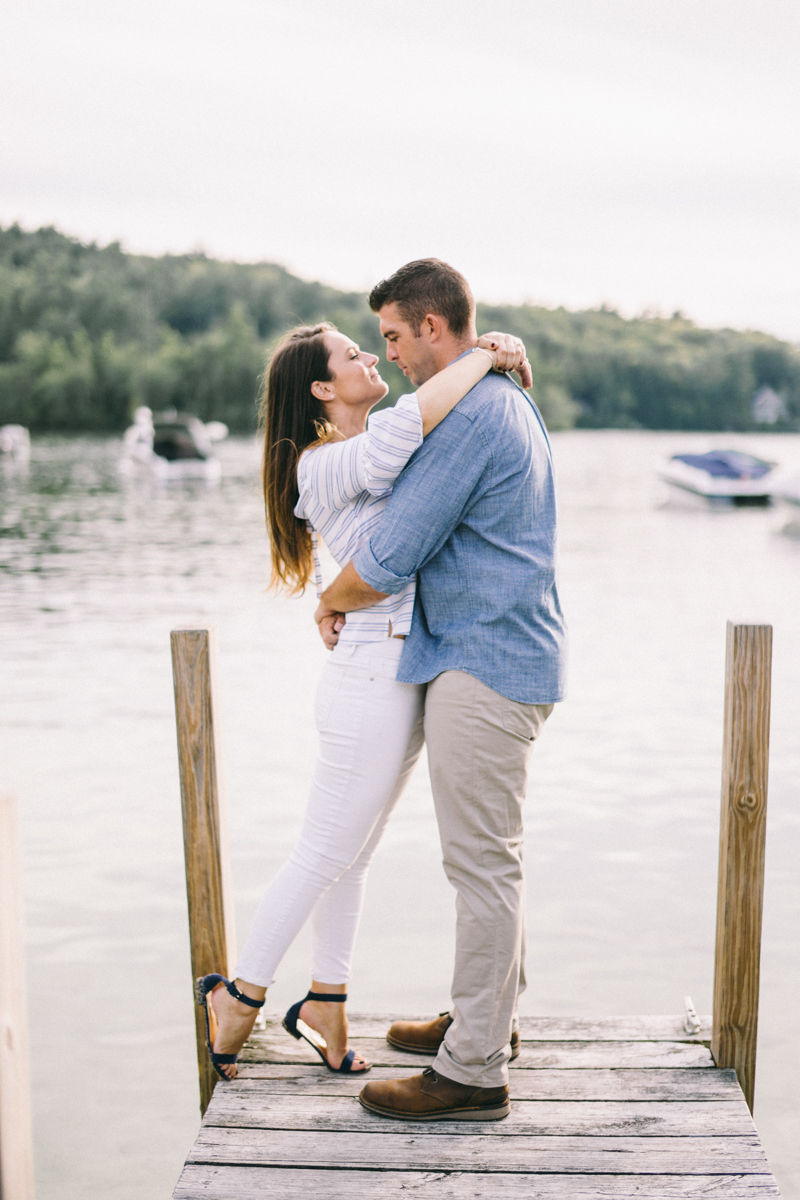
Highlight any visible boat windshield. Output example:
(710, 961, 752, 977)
(671, 451, 774, 480)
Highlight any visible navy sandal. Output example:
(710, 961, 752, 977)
(195, 973, 265, 1081)
(282, 991, 369, 1074)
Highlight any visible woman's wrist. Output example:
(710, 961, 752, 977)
(472, 346, 497, 370)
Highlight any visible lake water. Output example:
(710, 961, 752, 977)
(2, 429, 799, 1199)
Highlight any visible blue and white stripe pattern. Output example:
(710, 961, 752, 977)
(294, 392, 423, 643)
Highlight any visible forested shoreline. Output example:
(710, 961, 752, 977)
(1, 223, 798, 434)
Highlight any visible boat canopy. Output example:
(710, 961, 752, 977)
(671, 451, 774, 480)
(152, 411, 210, 461)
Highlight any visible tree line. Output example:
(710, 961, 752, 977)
(1, 223, 798, 434)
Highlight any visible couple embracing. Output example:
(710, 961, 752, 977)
(197, 258, 566, 1121)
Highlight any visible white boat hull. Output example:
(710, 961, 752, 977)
(119, 450, 222, 482)
(658, 459, 773, 505)
(120, 408, 226, 483)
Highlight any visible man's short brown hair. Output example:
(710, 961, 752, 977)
(369, 258, 475, 338)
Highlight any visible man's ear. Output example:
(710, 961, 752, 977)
(422, 313, 444, 343)
(311, 380, 335, 402)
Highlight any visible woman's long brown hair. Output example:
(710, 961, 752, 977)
(260, 323, 337, 592)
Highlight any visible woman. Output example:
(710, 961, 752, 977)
(197, 322, 528, 1078)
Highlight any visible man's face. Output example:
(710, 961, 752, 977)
(377, 302, 439, 387)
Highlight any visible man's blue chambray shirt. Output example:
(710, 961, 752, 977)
(352, 364, 567, 705)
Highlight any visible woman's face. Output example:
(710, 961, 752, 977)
(323, 332, 388, 407)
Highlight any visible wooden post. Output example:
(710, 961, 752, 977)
(0, 793, 36, 1200)
(171, 626, 236, 1116)
(712, 622, 772, 1112)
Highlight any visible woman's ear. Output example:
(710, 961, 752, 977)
(311, 380, 335, 402)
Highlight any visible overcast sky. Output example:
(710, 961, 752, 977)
(2, 0, 799, 338)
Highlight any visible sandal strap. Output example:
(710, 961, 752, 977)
(226, 979, 265, 1008)
(338, 1048, 356, 1072)
(306, 990, 347, 1003)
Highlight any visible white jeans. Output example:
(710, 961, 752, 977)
(235, 637, 425, 987)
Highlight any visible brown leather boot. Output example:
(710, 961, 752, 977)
(360, 1067, 510, 1121)
(386, 1012, 520, 1060)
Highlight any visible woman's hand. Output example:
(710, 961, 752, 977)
(316, 606, 346, 650)
(478, 332, 532, 389)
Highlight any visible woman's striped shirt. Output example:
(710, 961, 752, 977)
(294, 393, 422, 643)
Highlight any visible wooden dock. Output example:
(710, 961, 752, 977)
(173, 1010, 780, 1198)
(169, 621, 780, 1198)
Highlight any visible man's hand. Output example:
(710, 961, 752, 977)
(478, 332, 533, 390)
(313, 561, 388, 648)
(316, 611, 346, 650)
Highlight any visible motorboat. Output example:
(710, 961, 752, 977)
(120, 407, 228, 481)
(0, 424, 31, 461)
(658, 450, 776, 507)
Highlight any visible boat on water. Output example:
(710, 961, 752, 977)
(120, 407, 228, 481)
(658, 449, 777, 507)
(0, 424, 31, 461)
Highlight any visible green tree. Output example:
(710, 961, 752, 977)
(2, 223, 799, 435)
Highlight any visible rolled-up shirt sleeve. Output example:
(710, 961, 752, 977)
(353, 411, 490, 594)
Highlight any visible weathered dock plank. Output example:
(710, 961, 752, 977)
(188, 1127, 771, 1173)
(241, 1033, 714, 1070)
(342, 1013, 713, 1042)
(205, 1093, 755, 1137)
(516, 1015, 712, 1042)
(234, 1064, 743, 1100)
(174, 1165, 781, 1200)
(512, 1042, 715, 1069)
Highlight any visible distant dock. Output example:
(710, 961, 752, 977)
(172, 1010, 779, 1198)
(168, 622, 779, 1198)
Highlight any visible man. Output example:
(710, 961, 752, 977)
(315, 259, 566, 1120)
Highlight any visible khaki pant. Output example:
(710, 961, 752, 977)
(425, 671, 552, 1088)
